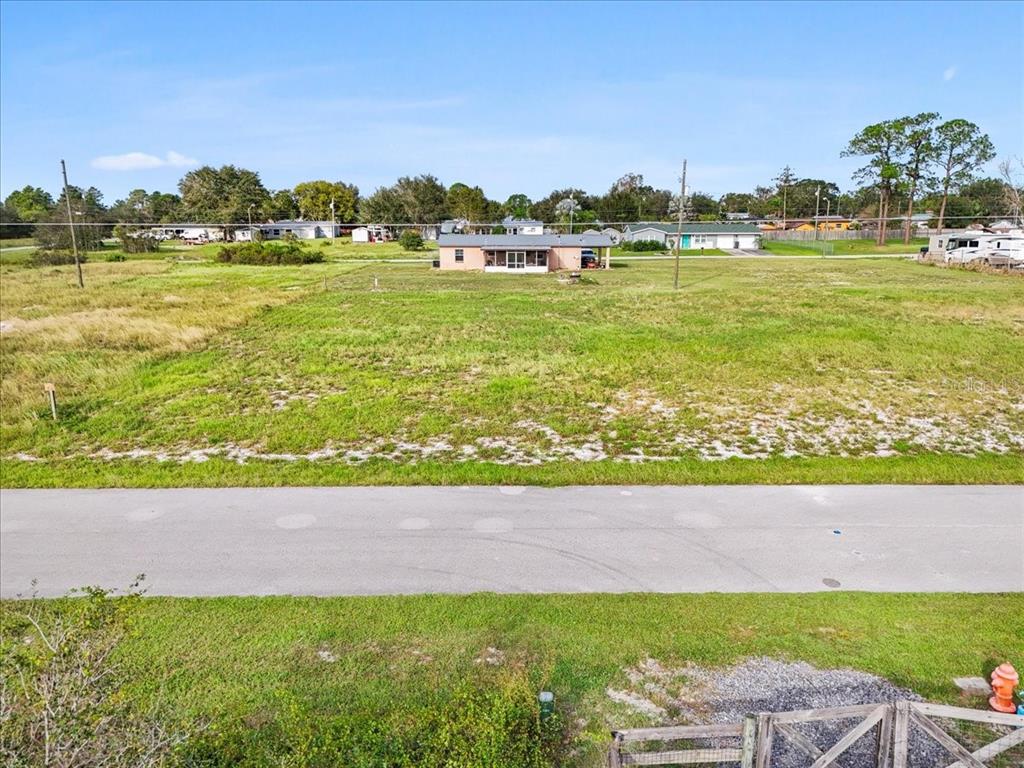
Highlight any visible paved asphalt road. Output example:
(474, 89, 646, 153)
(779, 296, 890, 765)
(1, 486, 1020, 597)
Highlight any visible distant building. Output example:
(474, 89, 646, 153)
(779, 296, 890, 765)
(765, 217, 851, 231)
(501, 216, 544, 235)
(235, 221, 340, 241)
(987, 219, 1016, 233)
(623, 222, 761, 249)
(601, 226, 622, 244)
(351, 225, 391, 243)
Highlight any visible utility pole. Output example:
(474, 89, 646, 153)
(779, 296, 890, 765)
(568, 193, 575, 234)
(781, 184, 787, 231)
(330, 196, 336, 238)
(813, 185, 821, 242)
(674, 159, 687, 291)
(60, 159, 84, 288)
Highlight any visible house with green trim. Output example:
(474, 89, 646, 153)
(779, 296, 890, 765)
(623, 221, 761, 250)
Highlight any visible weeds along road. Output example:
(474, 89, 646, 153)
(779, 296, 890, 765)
(1, 485, 1021, 597)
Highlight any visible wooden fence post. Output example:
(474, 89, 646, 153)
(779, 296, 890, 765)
(740, 714, 756, 768)
(892, 701, 909, 768)
(876, 703, 894, 768)
(754, 713, 773, 768)
(607, 731, 622, 768)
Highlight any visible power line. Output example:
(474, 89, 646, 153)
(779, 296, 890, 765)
(1, 213, 1019, 228)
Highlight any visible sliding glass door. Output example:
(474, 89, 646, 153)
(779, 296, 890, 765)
(507, 251, 526, 269)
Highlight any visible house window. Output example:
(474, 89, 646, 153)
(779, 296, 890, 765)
(455, 249, 464, 262)
(537, 251, 547, 267)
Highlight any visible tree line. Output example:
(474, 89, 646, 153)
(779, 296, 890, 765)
(2, 114, 1016, 242)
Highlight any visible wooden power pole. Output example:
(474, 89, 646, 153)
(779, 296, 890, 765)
(674, 159, 687, 290)
(60, 159, 84, 288)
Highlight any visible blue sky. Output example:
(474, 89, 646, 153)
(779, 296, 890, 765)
(2, 0, 1022, 203)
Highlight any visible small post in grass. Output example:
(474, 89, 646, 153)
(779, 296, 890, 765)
(538, 691, 554, 723)
(44, 382, 58, 420)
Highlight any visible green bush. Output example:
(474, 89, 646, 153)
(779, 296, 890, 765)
(29, 249, 88, 266)
(217, 242, 323, 265)
(398, 230, 424, 251)
(106, 252, 127, 262)
(619, 239, 665, 252)
(0, 581, 183, 766)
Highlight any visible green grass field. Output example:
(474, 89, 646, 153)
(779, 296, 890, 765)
(2, 257, 1022, 487)
(762, 237, 928, 256)
(7, 592, 1016, 766)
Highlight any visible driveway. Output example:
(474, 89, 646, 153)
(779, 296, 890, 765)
(1, 485, 1020, 597)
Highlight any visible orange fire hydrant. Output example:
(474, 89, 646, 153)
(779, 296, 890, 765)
(989, 663, 1019, 713)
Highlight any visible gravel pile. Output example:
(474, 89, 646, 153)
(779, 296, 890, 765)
(612, 657, 967, 768)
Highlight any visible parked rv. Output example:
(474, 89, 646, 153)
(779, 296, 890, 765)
(943, 230, 1024, 267)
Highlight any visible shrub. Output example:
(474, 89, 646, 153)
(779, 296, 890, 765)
(28, 249, 88, 266)
(398, 229, 424, 251)
(216, 241, 323, 265)
(491, 225, 507, 234)
(106, 252, 127, 262)
(620, 239, 665, 252)
(0, 580, 185, 766)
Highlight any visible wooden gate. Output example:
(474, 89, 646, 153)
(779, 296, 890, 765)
(609, 701, 1023, 767)
(893, 701, 1024, 768)
(755, 703, 892, 768)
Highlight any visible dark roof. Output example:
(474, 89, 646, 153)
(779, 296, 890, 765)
(265, 220, 335, 227)
(438, 234, 613, 248)
(625, 221, 760, 234)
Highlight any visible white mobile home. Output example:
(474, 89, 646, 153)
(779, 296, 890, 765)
(624, 222, 761, 250)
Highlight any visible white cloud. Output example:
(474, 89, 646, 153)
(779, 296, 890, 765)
(943, 66, 957, 82)
(91, 150, 197, 171)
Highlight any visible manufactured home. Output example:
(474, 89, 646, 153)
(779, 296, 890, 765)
(437, 233, 613, 272)
(624, 222, 761, 250)
(501, 216, 544, 235)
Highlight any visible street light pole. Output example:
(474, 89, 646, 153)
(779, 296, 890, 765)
(60, 159, 84, 288)
(674, 159, 687, 291)
(247, 203, 254, 241)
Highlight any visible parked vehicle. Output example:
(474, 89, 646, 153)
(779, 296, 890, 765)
(581, 248, 598, 268)
(943, 230, 1024, 266)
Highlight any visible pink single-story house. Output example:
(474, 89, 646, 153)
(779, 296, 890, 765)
(437, 233, 614, 273)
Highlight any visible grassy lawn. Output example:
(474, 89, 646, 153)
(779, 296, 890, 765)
(611, 247, 729, 257)
(2, 258, 1022, 487)
(0, 236, 36, 248)
(8, 592, 1015, 765)
(763, 238, 928, 256)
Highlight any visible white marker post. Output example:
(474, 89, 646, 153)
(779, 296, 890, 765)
(44, 382, 57, 420)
